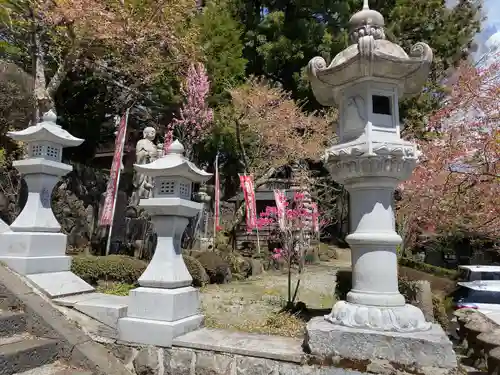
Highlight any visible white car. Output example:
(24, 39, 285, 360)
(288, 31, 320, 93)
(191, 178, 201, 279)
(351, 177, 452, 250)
(458, 265, 500, 282)
(453, 281, 500, 315)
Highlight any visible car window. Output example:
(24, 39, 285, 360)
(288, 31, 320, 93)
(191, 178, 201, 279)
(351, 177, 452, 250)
(459, 269, 470, 281)
(459, 289, 500, 304)
(478, 272, 500, 281)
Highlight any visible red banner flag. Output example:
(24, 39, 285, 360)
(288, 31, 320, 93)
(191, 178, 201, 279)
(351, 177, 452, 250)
(239, 175, 257, 232)
(99, 110, 129, 226)
(214, 153, 221, 232)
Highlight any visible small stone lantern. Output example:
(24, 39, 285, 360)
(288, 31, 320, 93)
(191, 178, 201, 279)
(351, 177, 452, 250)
(0, 110, 94, 297)
(196, 184, 212, 248)
(118, 140, 212, 347)
(304, 1, 457, 370)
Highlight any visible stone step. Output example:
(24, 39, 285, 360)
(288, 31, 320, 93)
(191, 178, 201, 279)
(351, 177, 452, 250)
(0, 333, 59, 375)
(172, 327, 304, 363)
(26, 271, 95, 299)
(54, 293, 128, 329)
(0, 310, 26, 337)
(14, 361, 93, 375)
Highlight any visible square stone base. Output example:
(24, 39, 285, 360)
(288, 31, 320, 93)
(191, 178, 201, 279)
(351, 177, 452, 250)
(117, 286, 203, 347)
(118, 314, 204, 347)
(304, 317, 457, 369)
(127, 286, 200, 321)
(0, 232, 68, 274)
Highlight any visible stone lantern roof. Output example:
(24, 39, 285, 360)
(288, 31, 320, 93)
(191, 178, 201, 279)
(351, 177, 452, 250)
(134, 140, 212, 183)
(307, 0, 433, 106)
(7, 110, 83, 147)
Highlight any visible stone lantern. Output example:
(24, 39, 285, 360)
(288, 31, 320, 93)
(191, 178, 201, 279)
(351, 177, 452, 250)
(118, 140, 212, 347)
(0, 110, 94, 297)
(304, 0, 456, 369)
(196, 184, 212, 248)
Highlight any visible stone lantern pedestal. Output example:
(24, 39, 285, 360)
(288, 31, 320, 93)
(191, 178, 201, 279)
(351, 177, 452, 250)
(118, 140, 212, 347)
(303, 0, 456, 370)
(0, 111, 94, 298)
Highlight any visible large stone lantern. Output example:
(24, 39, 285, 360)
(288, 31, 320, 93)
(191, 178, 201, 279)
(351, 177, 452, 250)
(304, 0, 456, 369)
(118, 140, 212, 347)
(0, 110, 94, 298)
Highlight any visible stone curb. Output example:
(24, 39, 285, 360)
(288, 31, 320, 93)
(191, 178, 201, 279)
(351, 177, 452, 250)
(0, 264, 133, 375)
(455, 309, 500, 373)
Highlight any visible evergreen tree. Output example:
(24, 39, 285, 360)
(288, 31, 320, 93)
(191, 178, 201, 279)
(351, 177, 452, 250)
(228, 0, 481, 136)
(198, 0, 247, 106)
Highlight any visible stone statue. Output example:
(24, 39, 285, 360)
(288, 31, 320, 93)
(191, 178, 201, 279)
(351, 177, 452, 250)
(130, 127, 159, 206)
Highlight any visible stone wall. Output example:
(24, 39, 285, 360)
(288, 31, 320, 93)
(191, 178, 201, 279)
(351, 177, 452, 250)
(107, 343, 378, 375)
(103, 341, 460, 375)
(454, 309, 500, 373)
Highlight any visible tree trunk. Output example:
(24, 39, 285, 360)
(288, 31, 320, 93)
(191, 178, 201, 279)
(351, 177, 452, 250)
(32, 19, 52, 125)
(31, 11, 79, 125)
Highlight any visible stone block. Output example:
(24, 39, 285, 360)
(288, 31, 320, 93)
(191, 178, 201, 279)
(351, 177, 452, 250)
(27, 271, 95, 298)
(413, 280, 434, 322)
(195, 351, 233, 375)
(0, 255, 70, 275)
(118, 314, 204, 348)
(0, 232, 67, 258)
(172, 328, 303, 363)
(0, 231, 69, 275)
(73, 294, 128, 328)
(163, 348, 194, 375)
(235, 357, 276, 375)
(304, 317, 457, 369)
(133, 346, 161, 375)
(126, 286, 199, 322)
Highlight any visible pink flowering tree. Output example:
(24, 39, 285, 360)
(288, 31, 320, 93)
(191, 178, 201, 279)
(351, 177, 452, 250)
(164, 62, 214, 159)
(257, 191, 326, 308)
(398, 62, 500, 251)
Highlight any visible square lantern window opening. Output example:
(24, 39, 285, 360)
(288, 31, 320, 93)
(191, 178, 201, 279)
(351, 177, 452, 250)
(154, 177, 192, 199)
(29, 142, 62, 162)
(159, 180, 175, 195)
(370, 88, 397, 130)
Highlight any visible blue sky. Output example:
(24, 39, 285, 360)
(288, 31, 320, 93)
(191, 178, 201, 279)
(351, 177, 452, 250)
(482, 0, 500, 27)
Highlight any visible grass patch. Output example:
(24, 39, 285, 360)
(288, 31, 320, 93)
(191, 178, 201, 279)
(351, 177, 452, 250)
(96, 282, 136, 296)
(203, 311, 305, 337)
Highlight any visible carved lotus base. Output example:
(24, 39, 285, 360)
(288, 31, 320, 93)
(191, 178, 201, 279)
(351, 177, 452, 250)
(325, 300, 432, 333)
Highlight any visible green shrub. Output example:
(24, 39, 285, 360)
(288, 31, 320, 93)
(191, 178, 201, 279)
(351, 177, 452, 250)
(196, 252, 232, 284)
(97, 282, 136, 296)
(398, 257, 458, 279)
(214, 231, 230, 248)
(215, 243, 232, 253)
(398, 277, 419, 302)
(71, 255, 146, 285)
(318, 243, 338, 260)
(183, 255, 210, 287)
(72, 254, 211, 288)
(432, 295, 449, 332)
(217, 251, 251, 277)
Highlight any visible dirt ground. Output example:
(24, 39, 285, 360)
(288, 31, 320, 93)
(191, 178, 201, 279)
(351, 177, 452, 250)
(200, 248, 352, 337)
